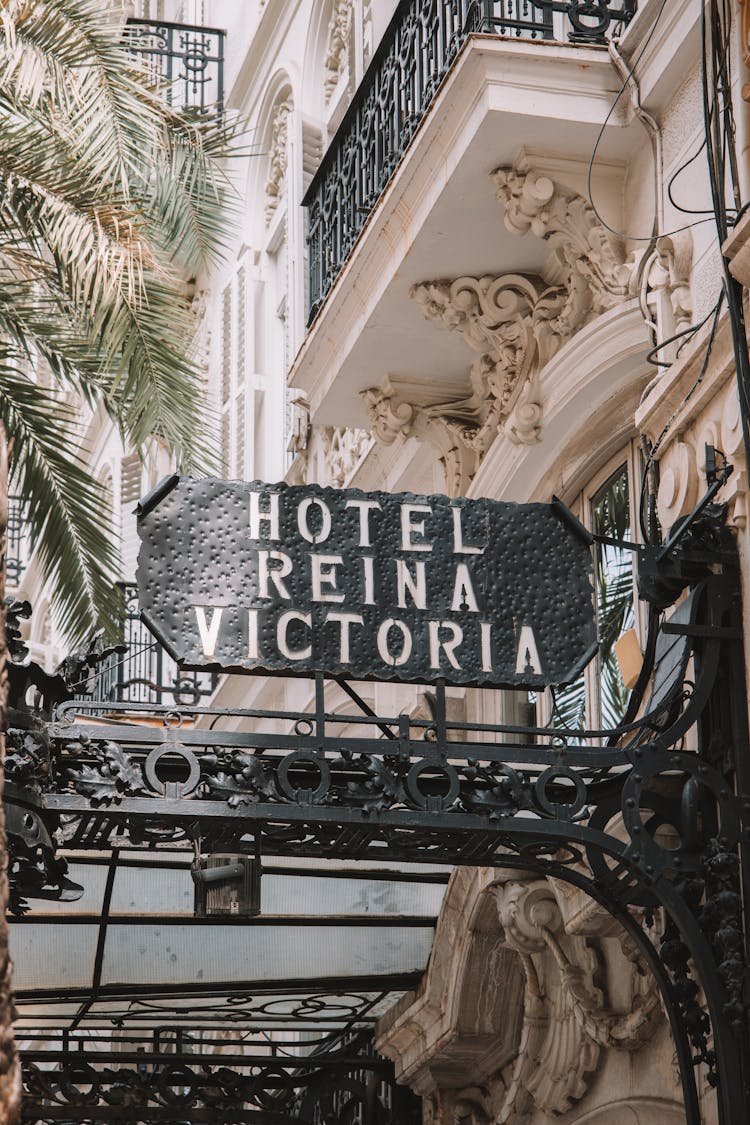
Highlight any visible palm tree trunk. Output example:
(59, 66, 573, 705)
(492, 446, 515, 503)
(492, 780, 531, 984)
(0, 423, 21, 1123)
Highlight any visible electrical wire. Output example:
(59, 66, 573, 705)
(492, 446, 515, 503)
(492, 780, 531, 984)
(638, 289, 725, 543)
(586, 0, 727, 243)
(644, 298, 723, 367)
(701, 0, 750, 477)
(65, 639, 159, 694)
(666, 137, 713, 216)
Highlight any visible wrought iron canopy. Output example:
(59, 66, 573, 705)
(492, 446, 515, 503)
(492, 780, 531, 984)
(6, 504, 750, 1123)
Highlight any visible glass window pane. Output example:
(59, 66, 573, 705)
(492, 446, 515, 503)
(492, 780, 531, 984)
(551, 461, 636, 731)
(592, 464, 634, 727)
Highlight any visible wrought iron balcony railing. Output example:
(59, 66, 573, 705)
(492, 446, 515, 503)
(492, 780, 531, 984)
(303, 0, 636, 324)
(6, 495, 27, 589)
(124, 17, 224, 115)
(86, 584, 217, 709)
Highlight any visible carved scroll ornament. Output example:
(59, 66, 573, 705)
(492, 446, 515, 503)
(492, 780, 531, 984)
(410, 273, 569, 454)
(381, 876, 662, 1125)
(359, 379, 479, 497)
(396, 164, 634, 472)
(493, 162, 631, 312)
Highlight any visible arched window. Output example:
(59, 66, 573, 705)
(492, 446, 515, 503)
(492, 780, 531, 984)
(550, 442, 643, 733)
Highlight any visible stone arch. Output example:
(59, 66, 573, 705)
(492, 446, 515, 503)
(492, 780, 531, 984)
(571, 1097, 686, 1124)
(302, 0, 353, 122)
(376, 867, 675, 1125)
(245, 71, 296, 245)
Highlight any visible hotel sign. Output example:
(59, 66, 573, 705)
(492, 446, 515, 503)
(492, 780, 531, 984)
(136, 477, 596, 689)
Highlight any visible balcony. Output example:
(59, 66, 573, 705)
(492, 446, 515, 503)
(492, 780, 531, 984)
(303, 0, 636, 324)
(124, 17, 224, 115)
(85, 584, 217, 709)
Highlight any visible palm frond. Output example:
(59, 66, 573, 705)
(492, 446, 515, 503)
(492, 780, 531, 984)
(0, 0, 236, 641)
(0, 366, 121, 645)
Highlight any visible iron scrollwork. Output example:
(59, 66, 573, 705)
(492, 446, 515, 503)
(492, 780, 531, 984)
(124, 18, 224, 116)
(21, 1031, 419, 1124)
(8, 509, 750, 1125)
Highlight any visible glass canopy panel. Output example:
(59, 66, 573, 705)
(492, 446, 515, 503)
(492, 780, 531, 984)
(15, 859, 447, 919)
(99, 923, 435, 986)
(11, 848, 447, 1067)
(11, 925, 99, 990)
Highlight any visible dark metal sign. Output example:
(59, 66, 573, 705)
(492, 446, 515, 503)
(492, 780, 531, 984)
(136, 477, 596, 689)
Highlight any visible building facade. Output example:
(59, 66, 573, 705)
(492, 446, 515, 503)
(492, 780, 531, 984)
(9, 0, 750, 1122)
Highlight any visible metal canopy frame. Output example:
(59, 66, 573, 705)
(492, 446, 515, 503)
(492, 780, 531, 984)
(7, 511, 750, 1124)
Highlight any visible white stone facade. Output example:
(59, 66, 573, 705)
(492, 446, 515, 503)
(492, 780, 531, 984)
(14, 1, 750, 1121)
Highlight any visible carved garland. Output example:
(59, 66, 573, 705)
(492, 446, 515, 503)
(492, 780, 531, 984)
(264, 97, 293, 225)
(324, 0, 353, 103)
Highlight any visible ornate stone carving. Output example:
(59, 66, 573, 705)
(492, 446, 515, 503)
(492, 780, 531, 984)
(323, 0, 352, 103)
(360, 379, 477, 496)
(410, 274, 571, 454)
(360, 381, 415, 444)
(377, 869, 663, 1125)
(265, 98, 292, 225)
(493, 161, 631, 312)
(489, 879, 602, 1118)
(406, 168, 634, 464)
(647, 233, 693, 333)
(657, 440, 698, 530)
(322, 425, 371, 487)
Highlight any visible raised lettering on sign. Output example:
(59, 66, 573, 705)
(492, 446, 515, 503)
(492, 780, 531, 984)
(137, 479, 596, 689)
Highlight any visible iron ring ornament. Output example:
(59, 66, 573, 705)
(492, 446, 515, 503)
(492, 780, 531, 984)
(277, 751, 331, 804)
(144, 744, 201, 798)
(406, 759, 460, 811)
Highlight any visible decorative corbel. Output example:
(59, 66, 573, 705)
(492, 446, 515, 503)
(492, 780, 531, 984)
(360, 378, 477, 496)
(493, 159, 632, 316)
(359, 379, 415, 444)
(410, 273, 571, 455)
(486, 878, 660, 1119)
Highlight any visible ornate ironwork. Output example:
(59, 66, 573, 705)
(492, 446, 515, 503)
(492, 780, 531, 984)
(304, 0, 637, 322)
(87, 584, 217, 709)
(20, 1030, 419, 1124)
(8, 507, 750, 1124)
(124, 18, 224, 116)
(6, 494, 27, 588)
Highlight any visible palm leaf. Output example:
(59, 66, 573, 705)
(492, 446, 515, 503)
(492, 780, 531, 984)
(0, 365, 121, 644)
(0, 0, 238, 640)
